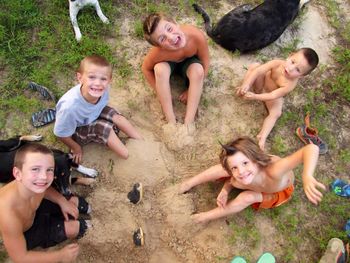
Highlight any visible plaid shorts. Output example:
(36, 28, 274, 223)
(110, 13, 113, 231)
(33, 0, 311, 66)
(72, 106, 121, 145)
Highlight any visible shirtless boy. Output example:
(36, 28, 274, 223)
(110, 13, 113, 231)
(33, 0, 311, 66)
(0, 143, 90, 262)
(180, 137, 326, 223)
(142, 13, 209, 125)
(236, 48, 319, 150)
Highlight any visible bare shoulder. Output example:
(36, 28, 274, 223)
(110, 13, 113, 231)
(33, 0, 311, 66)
(182, 24, 206, 39)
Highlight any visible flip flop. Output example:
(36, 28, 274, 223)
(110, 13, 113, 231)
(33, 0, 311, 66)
(230, 256, 247, 263)
(28, 81, 56, 101)
(346, 219, 350, 238)
(257, 252, 276, 263)
(330, 179, 350, 197)
(31, 108, 56, 127)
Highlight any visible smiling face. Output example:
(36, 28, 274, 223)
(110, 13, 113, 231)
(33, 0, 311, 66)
(284, 51, 311, 79)
(227, 151, 260, 185)
(151, 19, 186, 50)
(14, 152, 55, 194)
(78, 63, 112, 103)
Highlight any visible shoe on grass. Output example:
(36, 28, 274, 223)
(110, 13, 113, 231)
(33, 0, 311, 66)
(28, 81, 56, 101)
(133, 227, 144, 246)
(296, 113, 328, 154)
(31, 108, 56, 128)
(127, 183, 143, 204)
(330, 179, 350, 198)
(319, 238, 348, 263)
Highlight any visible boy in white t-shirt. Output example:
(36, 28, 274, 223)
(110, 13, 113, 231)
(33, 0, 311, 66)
(54, 55, 142, 163)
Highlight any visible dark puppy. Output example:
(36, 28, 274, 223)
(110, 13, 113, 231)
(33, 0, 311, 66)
(0, 135, 98, 196)
(193, 0, 308, 53)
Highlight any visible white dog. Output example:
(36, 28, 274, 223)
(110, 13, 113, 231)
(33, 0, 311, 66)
(69, 0, 109, 41)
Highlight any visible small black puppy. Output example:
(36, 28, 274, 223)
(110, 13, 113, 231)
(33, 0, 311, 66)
(0, 135, 98, 196)
(193, 0, 308, 53)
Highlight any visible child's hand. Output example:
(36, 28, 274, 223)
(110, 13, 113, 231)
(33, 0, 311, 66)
(60, 243, 80, 263)
(71, 145, 83, 164)
(236, 85, 250, 96)
(216, 190, 228, 208)
(303, 176, 326, 205)
(243, 91, 256, 100)
(60, 199, 79, 221)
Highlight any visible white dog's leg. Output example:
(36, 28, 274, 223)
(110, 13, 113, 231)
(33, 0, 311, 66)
(20, 135, 42, 141)
(94, 1, 109, 24)
(299, 0, 311, 9)
(75, 165, 99, 178)
(69, 3, 82, 41)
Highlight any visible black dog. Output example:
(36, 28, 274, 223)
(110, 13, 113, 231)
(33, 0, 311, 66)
(193, 0, 308, 53)
(0, 135, 98, 196)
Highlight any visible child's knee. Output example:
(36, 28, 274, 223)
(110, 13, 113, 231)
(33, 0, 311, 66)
(154, 62, 171, 79)
(269, 110, 282, 119)
(187, 63, 204, 81)
(64, 220, 79, 238)
(239, 191, 262, 205)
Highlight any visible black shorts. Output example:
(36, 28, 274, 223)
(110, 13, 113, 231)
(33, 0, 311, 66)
(167, 56, 202, 87)
(24, 199, 67, 249)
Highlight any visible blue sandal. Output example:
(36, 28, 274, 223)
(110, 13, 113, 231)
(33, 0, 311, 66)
(331, 179, 350, 197)
(31, 108, 56, 127)
(346, 219, 350, 238)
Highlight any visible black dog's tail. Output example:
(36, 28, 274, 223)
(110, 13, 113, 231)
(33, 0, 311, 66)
(192, 4, 213, 37)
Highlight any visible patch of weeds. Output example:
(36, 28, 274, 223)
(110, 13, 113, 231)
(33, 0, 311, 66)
(229, 208, 261, 248)
(279, 38, 300, 57)
(271, 135, 288, 155)
(329, 46, 350, 101)
(127, 99, 140, 111)
(335, 149, 350, 173)
(133, 19, 144, 39)
(322, 0, 340, 28)
(277, 110, 299, 127)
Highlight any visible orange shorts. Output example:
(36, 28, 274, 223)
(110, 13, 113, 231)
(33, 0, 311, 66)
(251, 185, 294, 210)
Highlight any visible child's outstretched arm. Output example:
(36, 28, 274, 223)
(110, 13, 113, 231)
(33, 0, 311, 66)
(236, 60, 283, 96)
(269, 144, 326, 205)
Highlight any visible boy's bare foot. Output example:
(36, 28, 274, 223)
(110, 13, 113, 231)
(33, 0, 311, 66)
(178, 90, 188, 104)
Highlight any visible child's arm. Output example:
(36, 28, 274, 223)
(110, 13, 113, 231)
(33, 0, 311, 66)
(58, 136, 83, 164)
(195, 30, 210, 76)
(0, 212, 79, 262)
(216, 179, 233, 208)
(44, 187, 78, 220)
(236, 60, 283, 96)
(141, 50, 158, 89)
(243, 83, 296, 101)
(269, 144, 326, 205)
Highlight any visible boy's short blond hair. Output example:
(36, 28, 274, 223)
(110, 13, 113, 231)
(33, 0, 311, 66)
(14, 143, 53, 170)
(78, 55, 112, 77)
(219, 137, 271, 176)
(143, 13, 175, 46)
